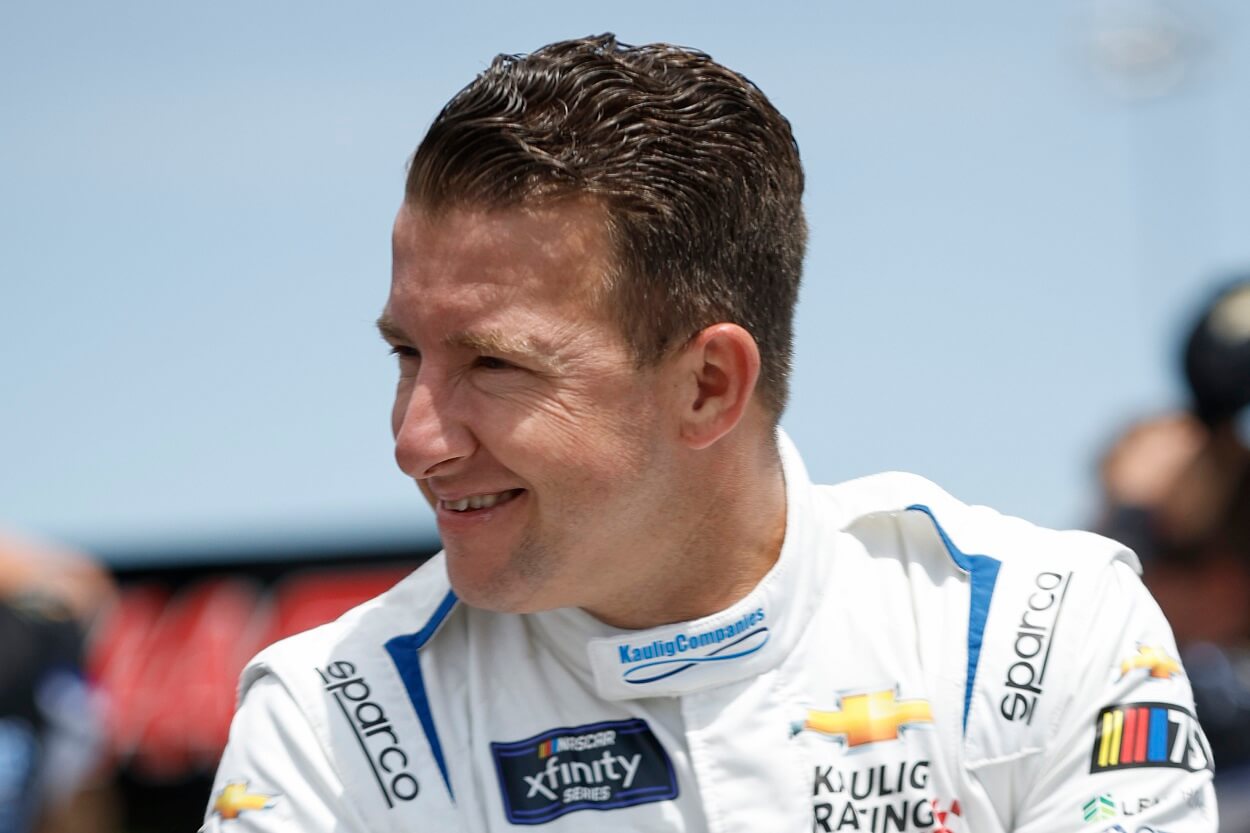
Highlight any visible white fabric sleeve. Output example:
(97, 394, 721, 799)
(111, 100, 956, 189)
(1010, 559, 1217, 832)
(200, 674, 370, 833)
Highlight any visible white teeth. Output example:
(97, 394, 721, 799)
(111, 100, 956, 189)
(469, 493, 500, 510)
(444, 490, 516, 512)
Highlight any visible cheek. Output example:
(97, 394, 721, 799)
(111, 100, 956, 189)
(545, 396, 663, 487)
(470, 369, 666, 483)
(471, 383, 603, 453)
(417, 481, 437, 509)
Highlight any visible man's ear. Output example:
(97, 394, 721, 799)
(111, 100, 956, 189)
(674, 323, 761, 450)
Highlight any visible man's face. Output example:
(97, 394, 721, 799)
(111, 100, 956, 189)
(383, 200, 681, 614)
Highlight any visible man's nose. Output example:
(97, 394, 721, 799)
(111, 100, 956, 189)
(393, 378, 475, 479)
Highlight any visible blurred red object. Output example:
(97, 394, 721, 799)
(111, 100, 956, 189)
(87, 564, 412, 781)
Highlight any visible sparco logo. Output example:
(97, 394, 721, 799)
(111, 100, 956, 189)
(999, 571, 1071, 724)
(616, 608, 768, 684)
(318, 660, 418, 807)
(490, 718, 678, 825)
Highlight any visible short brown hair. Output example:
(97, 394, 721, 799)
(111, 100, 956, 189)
(406, 34, 807, 417)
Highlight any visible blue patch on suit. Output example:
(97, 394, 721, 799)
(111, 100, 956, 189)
(490, 718, 678, 825)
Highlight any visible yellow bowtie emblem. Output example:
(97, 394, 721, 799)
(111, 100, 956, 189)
(1119, 645, 1181, 680)
(794, 689, 933, 747)
(212, 780, 277, 821)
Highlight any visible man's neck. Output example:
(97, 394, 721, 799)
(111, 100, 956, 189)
(583, 438, 788, 631)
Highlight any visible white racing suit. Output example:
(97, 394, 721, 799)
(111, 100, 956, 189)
(203, 437, 1217, 832)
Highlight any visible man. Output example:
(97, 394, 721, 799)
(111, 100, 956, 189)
(203, 35, 1216, 831)
(1098, 276, 1250, 829)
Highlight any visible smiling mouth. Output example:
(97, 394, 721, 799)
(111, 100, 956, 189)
(440, 489, 525, 513)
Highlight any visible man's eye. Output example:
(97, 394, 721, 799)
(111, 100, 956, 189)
(389, 345, 420, 360)
(474, 356, 514, 371)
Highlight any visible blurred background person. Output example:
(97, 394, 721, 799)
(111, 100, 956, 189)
(0, 531, 119, 833)
(1097, 275, 1250, 828)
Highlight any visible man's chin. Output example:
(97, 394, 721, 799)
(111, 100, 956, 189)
(444, 555, 540, 613)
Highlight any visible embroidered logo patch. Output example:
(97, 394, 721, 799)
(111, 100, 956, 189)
(490, 718, 678, 825)
(211, 780, 278, 821)
(615, 608, 768, 685)
(791, 688, 934, 747)
(1090, 702, 1212, 773)
(1081, 793, 1116, 822)
(1118, 645, 1181, 681)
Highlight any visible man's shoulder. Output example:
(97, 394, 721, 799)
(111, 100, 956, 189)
(813, 474, 1188, 771)
(812, 470, 1139, 577)
(221, 554, 466, 825)
(237, 554, 459, 705)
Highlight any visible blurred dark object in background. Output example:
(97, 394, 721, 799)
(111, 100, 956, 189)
(0, 532, 118, 833)
(3, 526, 435, 833)
(1097, 275, 1250, 831)
(91, 543, 433, 833)
(1186, 279, 1250, 429)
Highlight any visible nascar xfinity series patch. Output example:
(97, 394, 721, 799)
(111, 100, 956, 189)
(490, 718, 678, 825)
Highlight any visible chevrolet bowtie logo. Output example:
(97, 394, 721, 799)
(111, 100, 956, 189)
(1119, 645, 1181, 680)
(792, 689, 933, 746)
(212, 780, 277, 821)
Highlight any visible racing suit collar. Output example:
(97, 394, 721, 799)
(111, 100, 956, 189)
(529, 429, 828, 701)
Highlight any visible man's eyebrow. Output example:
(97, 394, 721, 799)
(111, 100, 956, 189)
(376, 314, 408, 343)
(448, 330, 564, 370)
(448, 330, 532, 355)
(376, 316, 566, 370)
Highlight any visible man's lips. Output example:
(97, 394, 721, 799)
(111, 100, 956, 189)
(437, 488, 526, 513)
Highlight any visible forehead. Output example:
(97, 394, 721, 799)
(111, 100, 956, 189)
(384, 200, 642, 372)
(390, 200, 613, 309)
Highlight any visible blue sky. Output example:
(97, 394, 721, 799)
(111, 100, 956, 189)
(4, 0, 1249, 562)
